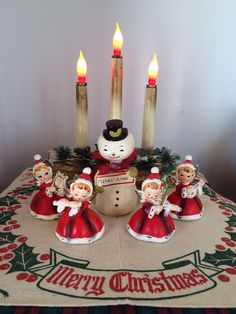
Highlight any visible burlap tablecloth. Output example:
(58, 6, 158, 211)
(0, 169, 235, 307)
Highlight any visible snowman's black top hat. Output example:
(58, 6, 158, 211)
(103, 119, 128, 141)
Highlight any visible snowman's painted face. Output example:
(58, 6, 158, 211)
(98, 132, 135, 162)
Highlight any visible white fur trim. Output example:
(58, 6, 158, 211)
(55, 225, 105, 244)
(185, 155, 192, 161)
(30, 209, 60, 220)
(127, 225, 175, 243)
(34, 154, 41, 161)
(170, 209, 204, 221)
(151, 167, 159, 174)
(83, 167, 92, 175)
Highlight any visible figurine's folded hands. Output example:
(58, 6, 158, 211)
(69, 207, 79, 217)
(53, 198, 69, 213)
(46, 186, 56, 198)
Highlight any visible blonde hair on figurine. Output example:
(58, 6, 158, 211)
(177, 166, 196, 175)
(143, 182, 161, 190)
(33, 164, 51, 176)
(71, 182, 91, 193)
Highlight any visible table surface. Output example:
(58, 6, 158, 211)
(0, 168, 236, 308)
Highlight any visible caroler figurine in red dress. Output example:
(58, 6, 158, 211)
(168, 155, 205, 221)
(54, 168, 105, 244)
(30, 154, 61, 220)
(127, 167, 181, 243)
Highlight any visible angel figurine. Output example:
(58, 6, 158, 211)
(127, 167, 181, 243)
(54, 168, 105, 244)
(168, 155, 205, 220)
(30, 154, 63, 220)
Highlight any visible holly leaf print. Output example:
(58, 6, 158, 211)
(7, 242, 42, 274)
(227, 215, 236, 228)
(203, 186, 217, 198)
(0, 231, 19, 246)
(218, 201, 236, 212)
(202, 249, 236, 267)
(13, 186, 38, 195)
(225, 232, 236, 242)
(0, 196, 20, 207)
(0, 211, 16, 225)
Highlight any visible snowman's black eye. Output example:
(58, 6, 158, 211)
(120, 149, 124, 152)
(104, 149, 108, 152)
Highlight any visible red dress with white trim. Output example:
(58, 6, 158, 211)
(127, 202, 176, 243)
(55, 200, 104, 244)
(30, 182, 60, 220)
(168, 183, 203, 220)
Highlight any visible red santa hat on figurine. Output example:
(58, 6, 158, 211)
(142, 167, 163, 190)
(32, 154, 52, 176)
(70, 167, 93, 197)
(177, 155, 196, 171)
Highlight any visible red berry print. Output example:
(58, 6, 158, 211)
(218, 205, 226, 209)
(13, 205, 22, 210)
(26, 274, 38, 282)
(16, 272, 29, 281)
(40, 254, 50, 261)
(210, 197, 218, 202)
(0, 257, 3, 262)
(18, 236, 27, 242)
(0, 263, 10, 270)
(7, 207, 15, 211)
(215, 245, 226, 251)
(12, 224, 20, 229)
(0, 247, 8, 253)
(7, 244, 17, 250)
(221, 237, 231, 243)
(3, 253, 14, 260)
(225, 227, 234, 232)
(223, 212, 231, 216)
(225, 268, 236, 275)
(3, 226, 12, 232)
(8, 220, 17, 225)
(0, 207, 6, 211)
(226, 242, 236, 248)
(218, 274, 230, 282)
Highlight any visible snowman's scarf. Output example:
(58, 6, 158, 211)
(90, 149, 139, 174)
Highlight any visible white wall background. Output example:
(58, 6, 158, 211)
(0, 0, 236, 201)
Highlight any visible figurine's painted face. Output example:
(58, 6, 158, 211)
(97, 132, 135, 162)
(34, 165, 52, 183)
(71, 183, 91, 201)
(177, 167, 195, 185)
(143, 182, 162, 202)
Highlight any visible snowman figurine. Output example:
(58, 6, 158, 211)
(94, 119, 138, 216)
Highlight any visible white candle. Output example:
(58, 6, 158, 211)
(76, 51, 88, 148)
(141, 53, 159, 152)
(110, 23, 123, 119)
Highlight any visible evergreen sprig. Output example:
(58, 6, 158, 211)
(54, 145, 72, 161)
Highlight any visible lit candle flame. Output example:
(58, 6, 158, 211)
(113, 22, 123, 56)
(148, 53, 159, 85)
(77, 51, 87, 83)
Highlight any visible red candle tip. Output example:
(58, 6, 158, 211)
(148, 78, 156, 86)
(78, 76, 86, 84)
(113, 49, 122, 57)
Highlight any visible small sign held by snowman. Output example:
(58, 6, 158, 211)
(94, 119, 138, 216)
